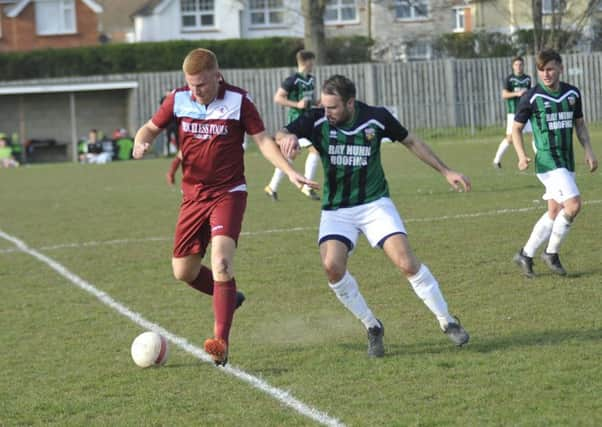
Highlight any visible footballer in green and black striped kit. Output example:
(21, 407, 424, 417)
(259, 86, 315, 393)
(286, 100, 408, 210)
(282, 72, 315, 123)
(265, 49, 321, 201)
(278, 74, 473, 356)
(505, 73, 531, 114)
(511, 49, 598, 279)
(515, 82, 581, 174)
(493, 56, 533, 169)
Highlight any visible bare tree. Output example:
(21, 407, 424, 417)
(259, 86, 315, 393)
(301, 0, 328, 64)
(531, 0, 599, 52)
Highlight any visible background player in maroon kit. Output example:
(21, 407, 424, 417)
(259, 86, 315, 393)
(133, 48, 317, 365)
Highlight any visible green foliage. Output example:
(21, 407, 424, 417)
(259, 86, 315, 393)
(433, 31, 515, 58)
(434, 29, 584, 59)
(1, 129, 601, 425)
(325, 36, 374, 64)
(0, 37, 372, 80)
(512, 29, 581, 54)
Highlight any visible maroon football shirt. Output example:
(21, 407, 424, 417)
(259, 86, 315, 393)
(153, 82, 265, 201)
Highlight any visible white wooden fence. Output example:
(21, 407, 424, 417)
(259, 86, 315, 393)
(1, 52, 601, 148)
(134, 52, 602, 135)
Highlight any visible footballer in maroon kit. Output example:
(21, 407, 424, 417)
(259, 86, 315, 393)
(133, 48, 317, 365)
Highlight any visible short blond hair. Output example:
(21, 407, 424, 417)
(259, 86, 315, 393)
(182, 48, 219, 74)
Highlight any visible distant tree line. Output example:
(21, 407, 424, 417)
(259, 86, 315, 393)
(0, 37, 372, 81)
(432, 29, 596, 59)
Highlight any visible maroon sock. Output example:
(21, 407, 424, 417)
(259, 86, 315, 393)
(167, 156, 181, 176)
(213, 279, 237, 344)
(186, 266, 214, 296)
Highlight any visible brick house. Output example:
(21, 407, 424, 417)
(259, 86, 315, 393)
(0, 0, 103, 52)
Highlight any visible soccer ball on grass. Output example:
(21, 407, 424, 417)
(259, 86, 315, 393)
(130, 331, 169, 368)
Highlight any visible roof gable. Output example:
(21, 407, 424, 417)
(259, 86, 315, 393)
(6, 0, 103, 18)
(131, 0, 171, 17)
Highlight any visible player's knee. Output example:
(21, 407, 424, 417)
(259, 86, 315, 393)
(172, 266, 196, 283)
(394, 257, 419, 277)
(211, 256, 232, 278)
(322, 259, 345, 283)
(563, 198, 581, 219)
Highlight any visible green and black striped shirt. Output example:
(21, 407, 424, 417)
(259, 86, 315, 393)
(515, 82, 583, 173)
(504, 74, 531, 114)
(281, 72, 315, 123)
(286, 101, 409, 210)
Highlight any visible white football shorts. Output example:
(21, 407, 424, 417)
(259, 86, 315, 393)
(318, 197, 406, 250)
(507, 113, 532, 134)
(536, 167, 580, 203)
(299, 138, 313, 148)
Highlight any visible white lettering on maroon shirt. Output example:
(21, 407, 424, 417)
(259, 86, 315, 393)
(181, 122, 229, 140)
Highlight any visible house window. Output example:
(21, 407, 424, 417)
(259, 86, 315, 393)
(406, 41, 431, 61)
(395, 0, 429, 20)
(35, 0, 76, 35)
(324, 0, 358, 24)
(181, 0, 215, 29)
(542, 0, 563, 14)
(249, 0, 285, 27)
(452, 7, 465, 32)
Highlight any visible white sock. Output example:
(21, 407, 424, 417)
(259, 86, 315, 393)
(302, 152, 320, 193)
(329, 271, 379, 330)
(269, 168, 286, 192)
(493, 138, 511, 164)
(546, 210, 573, 254)
(523, 212, 555, 257)
(408, 264, 454, 328)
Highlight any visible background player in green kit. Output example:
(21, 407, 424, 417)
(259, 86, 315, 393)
(276, 74, 472, 357)
(265, 50, 321, 201)
(493, 56, 533, 168)
(512, 49, 598, 278)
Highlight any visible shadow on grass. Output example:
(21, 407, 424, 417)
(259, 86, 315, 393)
(338, 327, 602, 357)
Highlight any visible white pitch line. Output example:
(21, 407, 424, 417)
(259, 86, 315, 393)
(0, 229, 345, 427)
(1, 199, 600, 255)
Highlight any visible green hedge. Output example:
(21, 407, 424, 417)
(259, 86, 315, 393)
(0, 37, 372, 80)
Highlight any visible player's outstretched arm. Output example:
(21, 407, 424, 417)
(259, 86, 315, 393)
(511, 121, 530, 170)
(253, 131, 319, 190)
(400, 133, 471, 192)
(133, 121, 162, 159)
(575, 118, 598, 172)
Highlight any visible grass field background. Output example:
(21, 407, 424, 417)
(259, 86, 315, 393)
(1, 130, 601, 426)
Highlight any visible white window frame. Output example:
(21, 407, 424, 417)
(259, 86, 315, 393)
(181, 0, 216, 30)
(542, 0, 563, 14)
(452, 7, 466, 32)
(249, 0, 285, 28)
(324, 0, 359, 25)
(394, 0, 429, 21)
(406, 41, 432, 61)
(35, 0, 77, 36)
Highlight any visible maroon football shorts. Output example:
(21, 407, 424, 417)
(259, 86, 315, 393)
(172, 191, 247, 258)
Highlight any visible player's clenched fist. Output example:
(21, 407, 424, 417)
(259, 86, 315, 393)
(133, 142, 151, 159)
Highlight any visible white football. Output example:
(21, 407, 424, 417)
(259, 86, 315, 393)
(130, 331, 169, 368)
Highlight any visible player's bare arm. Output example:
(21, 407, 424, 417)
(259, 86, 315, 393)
(401, 133, 471, 192)
(502, 88, 526, 99)
(274, 128, 301, 158)
(133, 120, 162, 159)
(274, 88, 306, 110)
(253, 131, 319, 190)
(511, 121, 530, 170)
(575, 118, 598, 172)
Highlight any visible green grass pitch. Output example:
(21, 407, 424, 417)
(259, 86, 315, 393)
(1, 130, 601, 426)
